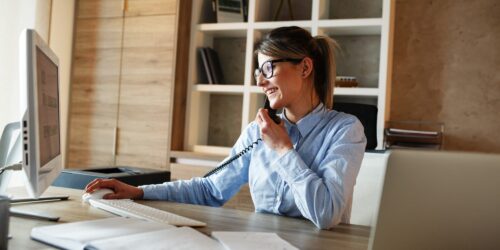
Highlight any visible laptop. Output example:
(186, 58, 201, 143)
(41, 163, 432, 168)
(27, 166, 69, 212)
(369, 150, 500, 249)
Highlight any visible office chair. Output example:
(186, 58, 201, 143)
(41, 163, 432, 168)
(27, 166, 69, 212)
(333, 102, 378, 150)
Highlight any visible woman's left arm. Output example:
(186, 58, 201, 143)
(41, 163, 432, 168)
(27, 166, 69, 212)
(271, 118, 366, 229)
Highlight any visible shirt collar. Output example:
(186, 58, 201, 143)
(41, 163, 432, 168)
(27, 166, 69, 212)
(281, 103, 326, 138)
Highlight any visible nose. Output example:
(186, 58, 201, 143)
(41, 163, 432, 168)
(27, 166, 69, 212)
(255, 73, 266, 87)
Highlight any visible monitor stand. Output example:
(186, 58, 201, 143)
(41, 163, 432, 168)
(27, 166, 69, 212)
(1, 122, 69, 222)
(9, 196, 69, 221)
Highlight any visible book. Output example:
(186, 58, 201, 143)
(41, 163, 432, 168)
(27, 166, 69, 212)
(198, 47, 214, 84)
(216, 0, 246, 23)
(30, 217, 223, 250)
(212, 231, 299, 250)
(205, 47, 225, 84)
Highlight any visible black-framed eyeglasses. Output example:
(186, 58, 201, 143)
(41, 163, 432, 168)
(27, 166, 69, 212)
(254, 58, 303, 82)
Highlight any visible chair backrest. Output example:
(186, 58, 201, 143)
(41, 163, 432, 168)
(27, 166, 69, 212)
(333, 102, 377, 150)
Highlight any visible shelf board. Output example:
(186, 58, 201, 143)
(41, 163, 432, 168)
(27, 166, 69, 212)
(335, 87, 379, 96)
(198, 23, 248, 37)
(318, 18, 382, 35)
(249, 86, 262, 93)
(253, 20, 313, 31)
(195, 84, 245, 93)
(171, 150, 226, 162)
(193, 145, 232, 155)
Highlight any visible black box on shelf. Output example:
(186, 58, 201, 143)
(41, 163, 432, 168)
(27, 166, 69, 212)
(53, 166, 170, 190)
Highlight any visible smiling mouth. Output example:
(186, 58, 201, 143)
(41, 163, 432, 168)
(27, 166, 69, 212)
(265, 88, 278, 96)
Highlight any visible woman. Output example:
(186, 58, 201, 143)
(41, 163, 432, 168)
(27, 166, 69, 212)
(85, 26, 366, 229)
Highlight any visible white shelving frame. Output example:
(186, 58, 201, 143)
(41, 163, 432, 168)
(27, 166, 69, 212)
(184, 0, 394, 154)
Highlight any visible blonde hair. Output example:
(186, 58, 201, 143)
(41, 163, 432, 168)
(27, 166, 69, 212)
(254, 26, 338, 109)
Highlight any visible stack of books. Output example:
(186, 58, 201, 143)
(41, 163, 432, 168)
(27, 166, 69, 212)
(197, 47, 225, 84)
(214, 0, 248, 23)
(384, 128, 443, 149)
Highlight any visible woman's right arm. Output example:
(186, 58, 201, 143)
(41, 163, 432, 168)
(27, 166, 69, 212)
(140, 126, 255, 206)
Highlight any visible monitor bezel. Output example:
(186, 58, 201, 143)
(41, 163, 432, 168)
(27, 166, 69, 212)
(19, 29, 62, 198)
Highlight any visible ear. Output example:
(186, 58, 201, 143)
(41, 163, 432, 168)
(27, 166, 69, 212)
(301, 57, 314, 79)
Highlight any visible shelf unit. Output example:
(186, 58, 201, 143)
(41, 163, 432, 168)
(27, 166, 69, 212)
(184, 0, 394, 154)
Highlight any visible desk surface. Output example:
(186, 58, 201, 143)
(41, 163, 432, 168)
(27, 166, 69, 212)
(9, 186, 370, 250)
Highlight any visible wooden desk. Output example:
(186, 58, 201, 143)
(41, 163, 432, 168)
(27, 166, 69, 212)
(8, 187, 370, 250)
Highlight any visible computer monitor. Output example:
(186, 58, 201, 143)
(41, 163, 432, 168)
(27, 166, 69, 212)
(18, 29, 63, 198)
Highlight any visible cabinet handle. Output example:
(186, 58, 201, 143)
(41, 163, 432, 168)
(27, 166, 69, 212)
(113, 127, 118, 157)
(122, 0, 128, 12)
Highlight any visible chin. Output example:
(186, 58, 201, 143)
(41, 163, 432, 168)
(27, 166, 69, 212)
(269, 97, 284, 109)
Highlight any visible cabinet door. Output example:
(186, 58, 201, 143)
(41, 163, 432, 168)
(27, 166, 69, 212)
(116, 14, 176, 169)
(67, 18, 123, 168)
(77, 0, 124, 18)
(124, 0, 177, 17)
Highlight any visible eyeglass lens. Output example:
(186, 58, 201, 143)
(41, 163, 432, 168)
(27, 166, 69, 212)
(254, 61, 273, 81)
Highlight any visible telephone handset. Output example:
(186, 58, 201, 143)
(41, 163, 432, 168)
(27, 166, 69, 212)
(264, 98, 281, 124)
(203, 98, 280, 177)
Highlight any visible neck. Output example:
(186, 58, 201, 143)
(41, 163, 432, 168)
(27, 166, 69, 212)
(284, 94, 320, 124)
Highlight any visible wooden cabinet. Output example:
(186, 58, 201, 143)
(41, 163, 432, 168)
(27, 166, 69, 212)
(68, 0, 182, 169)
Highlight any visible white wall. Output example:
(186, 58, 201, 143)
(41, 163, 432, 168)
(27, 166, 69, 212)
(0, 0, 37, 130)
(0, 0, 75, 187)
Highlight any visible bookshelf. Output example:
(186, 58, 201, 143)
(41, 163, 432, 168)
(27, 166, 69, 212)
(183, 0, 394, 155)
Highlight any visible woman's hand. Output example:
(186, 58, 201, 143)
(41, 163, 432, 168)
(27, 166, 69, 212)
(255, 108, 293, 156)
(85, 178, 144, 200)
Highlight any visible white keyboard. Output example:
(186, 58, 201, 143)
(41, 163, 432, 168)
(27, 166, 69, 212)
(89, 199, 206, 227)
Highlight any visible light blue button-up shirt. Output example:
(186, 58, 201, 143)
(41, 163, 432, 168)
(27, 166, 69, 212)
(140, 103, 366, 229)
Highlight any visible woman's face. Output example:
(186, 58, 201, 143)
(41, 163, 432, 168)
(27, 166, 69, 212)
(256, 53, 304, 110)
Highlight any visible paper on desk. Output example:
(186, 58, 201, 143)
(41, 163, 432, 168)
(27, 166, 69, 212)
(31, 217, 174, 250)
(211, 231, 298, 250)
(88, 226, 223, 250)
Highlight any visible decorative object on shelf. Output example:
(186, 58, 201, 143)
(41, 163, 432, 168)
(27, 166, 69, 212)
(197, 47, 225, 84)
(215, 0, 248, 23)
(384, 120, 444, 150)
(335, 76, 359, 87)
(273, 0, 295, 21)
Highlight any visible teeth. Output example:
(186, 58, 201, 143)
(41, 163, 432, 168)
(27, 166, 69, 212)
(266, 88, 276, 95)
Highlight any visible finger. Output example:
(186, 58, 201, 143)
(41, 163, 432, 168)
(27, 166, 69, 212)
(85, 178, 101, 191)
(85, 178, 106, 192)
(255, 109, 265, 125)
(87, 179, 116, 193)
(259, 109, 272, 124)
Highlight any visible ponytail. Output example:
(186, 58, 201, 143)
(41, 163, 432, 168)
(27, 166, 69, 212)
(312, 36, 338, 109)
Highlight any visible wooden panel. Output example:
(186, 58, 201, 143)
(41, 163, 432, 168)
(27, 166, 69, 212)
(391, 0, 500, 153)
(116, 14, 176, 169)
(77, 0, 124, 18)
(124, 0, 177, 16)
(170, 0, 191, 150)
(170, 163, 255, 212)
(73, 18, 123, 49)
(68, 18, 123, 168)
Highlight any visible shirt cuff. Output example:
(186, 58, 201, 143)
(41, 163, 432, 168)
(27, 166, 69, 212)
(271, 149, 309, 182)
(138, 185, 162, 200)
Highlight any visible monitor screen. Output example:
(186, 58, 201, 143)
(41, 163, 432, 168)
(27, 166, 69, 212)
(35, 47, 60, 168)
